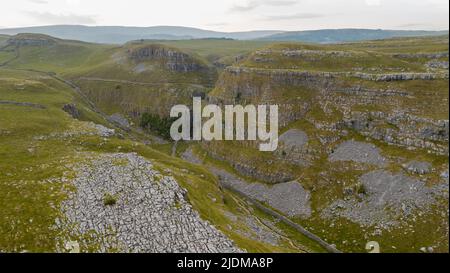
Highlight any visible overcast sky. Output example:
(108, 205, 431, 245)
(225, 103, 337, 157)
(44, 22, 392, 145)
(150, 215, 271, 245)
(1, 0, 448, 31)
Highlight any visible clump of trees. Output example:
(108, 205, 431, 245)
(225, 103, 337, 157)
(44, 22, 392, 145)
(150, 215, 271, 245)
(140, 113, 176, 139)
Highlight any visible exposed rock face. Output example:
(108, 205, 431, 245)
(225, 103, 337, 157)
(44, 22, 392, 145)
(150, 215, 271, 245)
(202, 146, 295, 183)
(342, 112, 449, 155)
(211, 67, 331, 125)
(353, 72, 449, 82)
(280, 50, 354, 58)
(393, 52, 449, 59)
(279, 129, 309, 149)
(334, 86, 409, 98)
(222, 211, 282, 247)
(426, 60, 449, 70)
(219, 67, 448, 88)
(323, 170, 449, 228)
(181, 148, 204, 165)
(403, 161, 432, 175)
(329, 141, 387, 167)
(59, 153, 241, 253)
(211, 66, 448, 129)
(232, 161, 295, 183)
(278, 129, 313, 166)
(127, 45, 206, 72)
(220, 67, 335, 92)
(62, 104, 81, 119)
(442, 169, 449, 182)
(0, 100, 46, 109)
(211, 167, 311, 218)
(91, 123, 115, 138)
(32, 121, 115, 141)
(108, 113, 130, 129)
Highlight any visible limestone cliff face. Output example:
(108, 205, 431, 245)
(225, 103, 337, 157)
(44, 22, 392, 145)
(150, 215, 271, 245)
(209, 67, 332, 126)
(213, 67, 333, 100)
(74, 43, 215, 123)
(209, 65, 449, 155)
(205, 40, 449, 183)
(342, 112, 449, 155)
(127, 44, 206, 72)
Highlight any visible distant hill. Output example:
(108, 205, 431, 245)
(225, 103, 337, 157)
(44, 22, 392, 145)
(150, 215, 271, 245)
(0, 25, 281, 44)
(258, 29, 449, 43)
(0, 25, 447, 44)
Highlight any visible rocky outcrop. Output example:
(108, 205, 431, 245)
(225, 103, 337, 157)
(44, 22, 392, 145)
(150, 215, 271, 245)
(280, 50, 354, 58)
(0, 100, 46, 109)
(108, 113, 130, 129)
(392, 52, 449, 59)
(323, 170, 449, 228)
(277, 129, 315, 166)
(231, 160, 294, 183)
(426, 60, 449, 70)
(221, 67, 448, 83)
(403, 161, 432, 175)
(329, 141, 388, 167)
(335, 86, 409, 97)
(127, 45, 206, 72)
(59, 153, 241, 253)
(353, 72, 449, 82)
(279, 129, 309, 149)
(197, 142, 296, 183)
(62, 104, 81, 119)
(222, 67, 336, 89)
(343, 112, 449, 155)
(210, 167, 311, 218)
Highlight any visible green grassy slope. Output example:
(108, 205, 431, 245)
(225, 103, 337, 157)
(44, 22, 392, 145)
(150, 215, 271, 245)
(1, 33, 448, 253)
(0, 67, 325, 252)
(239, 36, 449, 73)
(2, 34, 217, 120)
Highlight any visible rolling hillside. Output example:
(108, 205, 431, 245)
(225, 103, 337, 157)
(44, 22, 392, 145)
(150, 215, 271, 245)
(1, 32, 448, 253)
(0, 25, 282, 44)
(259, 29, 449, 43)
(0, 25, 447, 44)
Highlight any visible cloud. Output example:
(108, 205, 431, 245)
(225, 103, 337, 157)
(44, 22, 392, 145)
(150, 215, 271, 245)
(265, 12, 325, 21)
(24, 11, 96, 25)
(230, 0, 298, 13)
(28, 0, 48, 4)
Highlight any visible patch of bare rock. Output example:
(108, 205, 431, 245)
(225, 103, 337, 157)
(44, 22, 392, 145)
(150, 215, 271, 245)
(211, 167, 311, 218)
(58, 153, 241, 253)
(329, 140, 387, 167)
(279, 129, 309, 150)
(403, 161, 432, 175)
(323, 170, 449, 228)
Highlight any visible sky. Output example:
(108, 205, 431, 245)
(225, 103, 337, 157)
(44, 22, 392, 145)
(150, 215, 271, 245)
(1, 0, 448, 31)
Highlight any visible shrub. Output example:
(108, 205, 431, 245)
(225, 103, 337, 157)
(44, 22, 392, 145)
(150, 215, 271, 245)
(355, 183, 367, 195)
(140, 113, 177, 139)
(103, 193, 117, 206)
